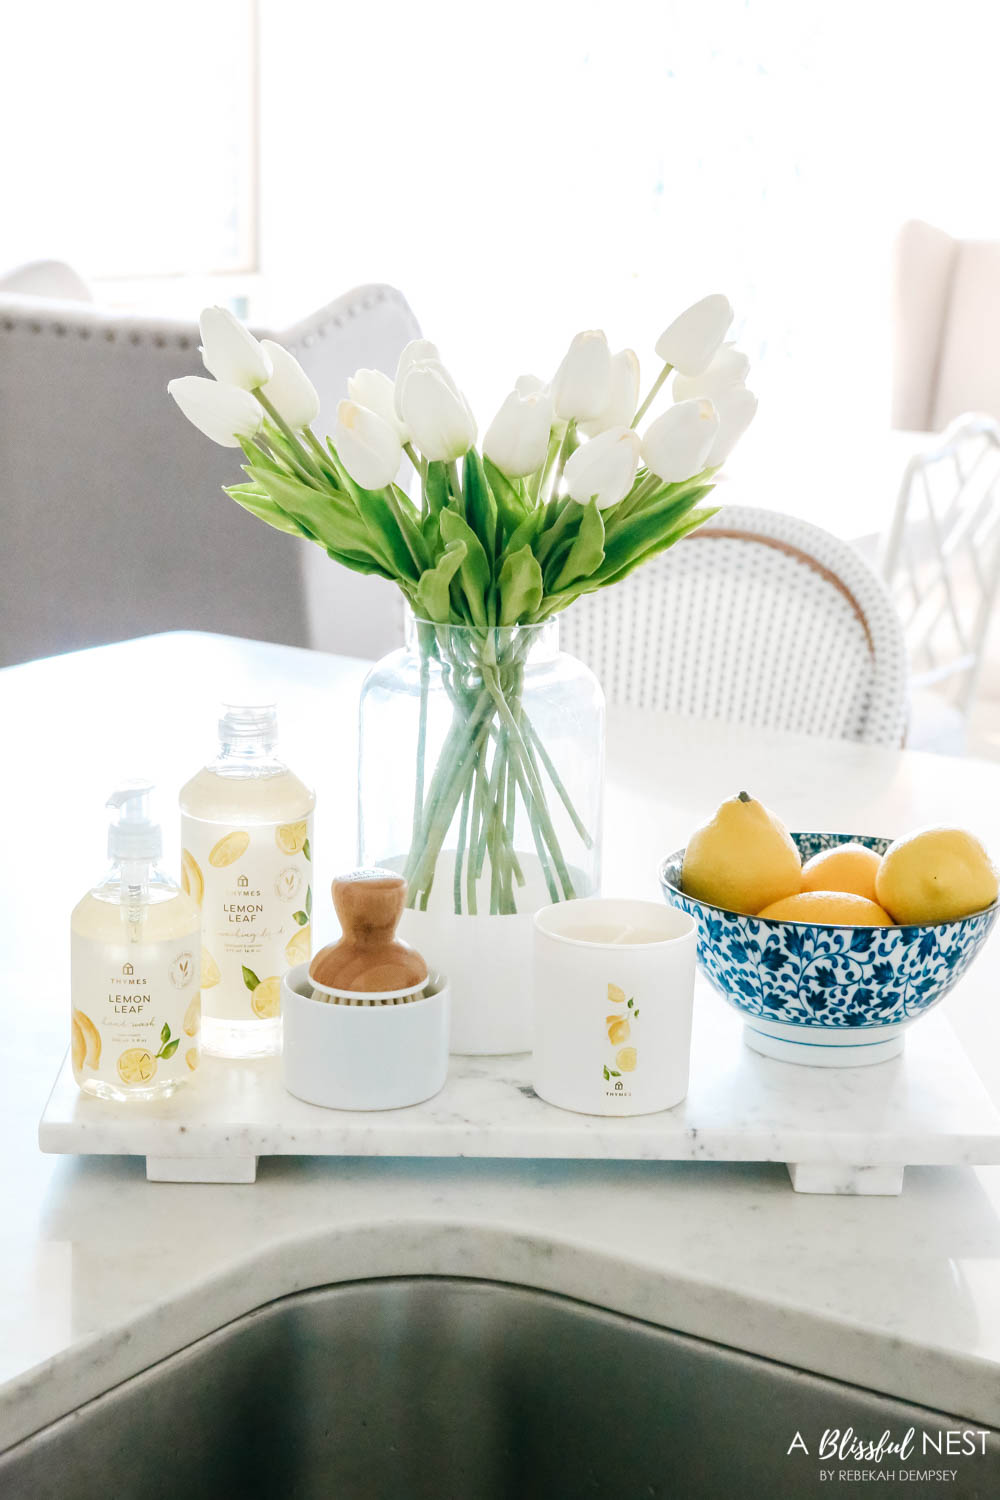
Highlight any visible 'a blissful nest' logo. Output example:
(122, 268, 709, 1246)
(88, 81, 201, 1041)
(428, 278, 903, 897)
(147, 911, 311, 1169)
(786, 1426, 991, 1486)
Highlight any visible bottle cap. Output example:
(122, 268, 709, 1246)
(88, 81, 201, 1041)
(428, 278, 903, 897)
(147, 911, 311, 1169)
(218, 703, 278, 752)
(107, 781, 162, 861)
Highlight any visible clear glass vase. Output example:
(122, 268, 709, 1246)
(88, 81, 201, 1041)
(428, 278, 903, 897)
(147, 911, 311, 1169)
(358, 618, 605, 1052)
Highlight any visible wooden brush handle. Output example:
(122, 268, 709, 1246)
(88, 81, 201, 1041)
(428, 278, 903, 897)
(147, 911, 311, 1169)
(332, 870, 406, 947)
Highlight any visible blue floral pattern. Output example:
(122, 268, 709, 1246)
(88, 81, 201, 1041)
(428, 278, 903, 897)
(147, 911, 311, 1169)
(660, 833, 998, 1031)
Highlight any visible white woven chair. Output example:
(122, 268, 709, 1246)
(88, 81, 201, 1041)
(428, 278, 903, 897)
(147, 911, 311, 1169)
(559, 504, 908, 747)
(881, 414, 1000, 752)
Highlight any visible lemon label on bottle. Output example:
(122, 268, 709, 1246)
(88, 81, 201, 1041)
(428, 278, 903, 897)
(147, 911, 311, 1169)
(70, 933, 201, 1089)
(181, 816, 313, 1022)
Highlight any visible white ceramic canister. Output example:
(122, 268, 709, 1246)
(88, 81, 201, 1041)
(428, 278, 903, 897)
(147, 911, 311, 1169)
(532, 898, 696, 1116)
(281, 963, 450, 1110)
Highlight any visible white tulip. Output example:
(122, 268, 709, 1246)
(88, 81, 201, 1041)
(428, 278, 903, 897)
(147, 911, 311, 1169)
(398, 361, 477, 461)
(515, 373, 548, 398)
(483, 386, 554, 478)
(348, 367, 406, 438)
(705, 385, 758, 467)
(579, 348, 640, 436)
(551, 330, 612, 422)
(394, 339, 442, 418)
(199, 306, 272, 390)
(641, 399, 720, 482)
(334, 400, 403, 490)
(672, 344, 750, 403)
(168, 375, 263, 447)
(654, 294, 733, 376)
(564, 425, 641, 510)
(258, 340, 320, 429)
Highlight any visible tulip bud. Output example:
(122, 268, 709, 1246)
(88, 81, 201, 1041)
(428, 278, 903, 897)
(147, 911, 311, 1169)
(641, 399, 719, 483)
(672, 344, 750, 403)
(515, 373, 548, 398)
(168, 375, 263, 447)
(483, 386, 554, 478)
(579, 348, 640, 436)
(334, 400, 403, 490)
(258, 340, 320, 429)
(655, 294, 733, 376)
(348, 367, 406, 438)
(551, 330, 612, 422)
(199, 306, 272, 390)
(398, 361, 477, 462)
(704, 385, 758, 467)
(394, 339, 442, 418)
(564, 425, 641, 510)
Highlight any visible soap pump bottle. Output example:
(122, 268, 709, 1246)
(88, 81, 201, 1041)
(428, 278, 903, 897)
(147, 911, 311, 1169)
(70, 782, 202, 1101)
(179, 704, 315, 1059)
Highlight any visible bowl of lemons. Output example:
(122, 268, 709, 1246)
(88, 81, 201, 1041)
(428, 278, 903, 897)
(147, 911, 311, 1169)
(659, 793, 999, 1066)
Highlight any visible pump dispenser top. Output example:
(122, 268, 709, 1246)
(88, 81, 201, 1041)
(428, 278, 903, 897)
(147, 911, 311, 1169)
(106, 781, 163, 863)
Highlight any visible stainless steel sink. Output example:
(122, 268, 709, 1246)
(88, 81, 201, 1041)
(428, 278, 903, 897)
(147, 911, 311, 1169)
(1, 1278, 996, 1499)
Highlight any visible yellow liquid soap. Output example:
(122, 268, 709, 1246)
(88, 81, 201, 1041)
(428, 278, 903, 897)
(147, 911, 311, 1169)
(71, 783, 201, 1103)
(179, 705, 315, 1059)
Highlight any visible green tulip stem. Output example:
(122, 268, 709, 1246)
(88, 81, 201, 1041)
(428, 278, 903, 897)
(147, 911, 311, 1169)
(404, 442, 427, 490)
(631, 362, 673, 428)
(255, 392, 327, 483)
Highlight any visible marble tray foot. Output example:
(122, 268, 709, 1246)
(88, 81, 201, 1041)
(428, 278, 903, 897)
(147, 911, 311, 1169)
(787, 1163, 904, 1196)
(146, 1155, 259, 1184)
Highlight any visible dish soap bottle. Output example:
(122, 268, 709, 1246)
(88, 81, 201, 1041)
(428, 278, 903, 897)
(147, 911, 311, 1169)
(70, 782, 202, 1101)
(179, 704, 315, 1058)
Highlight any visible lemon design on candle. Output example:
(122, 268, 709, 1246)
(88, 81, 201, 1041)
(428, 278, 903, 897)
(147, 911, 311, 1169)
(602, 982, 638, 1082)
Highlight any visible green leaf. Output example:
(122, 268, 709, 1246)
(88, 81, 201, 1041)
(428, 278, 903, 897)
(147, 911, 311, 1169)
(502, 505, 546, 560)
(550, 498, 605, 591)
(627, 998, 633, 1008)
(226, 482, 315, 540)
(306, 885, 312, 917)
(633, 1010, 639, 1018)
(243, 466, 376, 560)
(292, 910, 308, 926)
(498, 545, 544, 625)
(242, 966, 260, 992)
(609, 1070, 621, 1077)
(424, 461, 450, 517)
(438, 511, 491, 625)
(603, 1065, 610, 1081)
(463, 450, 497, 560)
(160, 1021, 170, 1045)
(483, 457, 529, 544)
(414, 539, 467, 623)
(160, 1037, 180, 1060)
(303, 838, 311, 862)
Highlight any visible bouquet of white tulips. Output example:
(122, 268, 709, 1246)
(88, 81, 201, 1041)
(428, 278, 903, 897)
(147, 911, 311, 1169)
(169, 295, 756, 915)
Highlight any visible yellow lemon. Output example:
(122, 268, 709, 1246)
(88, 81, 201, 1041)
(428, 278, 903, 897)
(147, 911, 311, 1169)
(276, 821, 309, 855)
(74, 1009, 102, 1068)
(71, 1016, 86, 1073)
(607, 983, 626, 1005)
(251, 976, 282, 1019)
(201, 948, 221, 989)
(181, 849, 204, 905)
(117, 1049, 156, 1085)
(285, 925, 311, 966)
(876, 827, 999, 925)
(208, 831, 250, 868)
(758, 891, 894, 926)
(616, 1047, 637, 1072)
(682, 792, 802, 915)
(801, 843, 882, 903)
(185, 1048, 200, 1072)
(184, 994, 201, 1037)
(608, 1018, 631, 1046)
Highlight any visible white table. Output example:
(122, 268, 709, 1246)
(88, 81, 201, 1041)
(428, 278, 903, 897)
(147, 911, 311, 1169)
(3, 632, 1000, 1449)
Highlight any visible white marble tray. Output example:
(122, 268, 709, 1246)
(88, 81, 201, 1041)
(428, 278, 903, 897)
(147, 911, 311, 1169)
(39, 992, 1000, 1195)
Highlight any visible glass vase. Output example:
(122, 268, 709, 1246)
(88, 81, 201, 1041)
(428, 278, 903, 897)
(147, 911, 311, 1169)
(358, 618, 604, 1052)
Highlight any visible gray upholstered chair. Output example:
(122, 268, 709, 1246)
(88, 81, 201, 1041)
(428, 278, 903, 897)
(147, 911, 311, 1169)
(0, 265, 419, 667)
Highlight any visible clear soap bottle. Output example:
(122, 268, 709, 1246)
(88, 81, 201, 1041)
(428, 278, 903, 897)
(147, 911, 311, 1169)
(179, 705, 315, 1059)
(70, 783, 202, 1102)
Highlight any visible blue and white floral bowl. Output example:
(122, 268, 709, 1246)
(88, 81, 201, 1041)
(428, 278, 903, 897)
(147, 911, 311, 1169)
(659, 832, 998, 1067)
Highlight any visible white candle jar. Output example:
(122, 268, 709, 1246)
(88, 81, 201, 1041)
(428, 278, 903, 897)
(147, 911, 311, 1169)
(533, 898, 696, 1117)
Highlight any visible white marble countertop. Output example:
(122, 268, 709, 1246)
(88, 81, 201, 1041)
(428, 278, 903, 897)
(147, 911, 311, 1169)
(3, 631, 1000, 1450)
